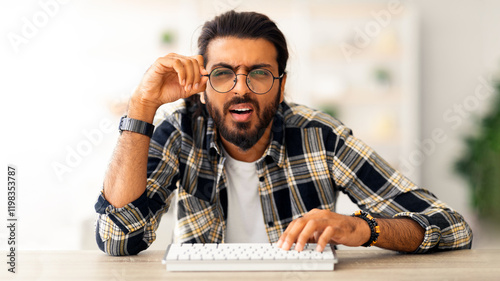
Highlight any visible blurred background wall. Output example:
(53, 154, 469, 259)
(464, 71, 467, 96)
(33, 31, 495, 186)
(1, 0, 499, 251)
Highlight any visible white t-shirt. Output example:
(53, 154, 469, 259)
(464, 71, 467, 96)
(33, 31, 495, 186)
(223, 152, 268, 243)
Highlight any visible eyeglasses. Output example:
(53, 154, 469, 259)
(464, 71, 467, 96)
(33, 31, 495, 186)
(203, 67, 284, 95)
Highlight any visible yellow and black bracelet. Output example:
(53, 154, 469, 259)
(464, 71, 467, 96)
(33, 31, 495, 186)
(353, 210, 381, 247)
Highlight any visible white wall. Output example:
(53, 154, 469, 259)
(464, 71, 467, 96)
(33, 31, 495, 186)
(1, 0, 499, 251)
(415, 0, 500, 248)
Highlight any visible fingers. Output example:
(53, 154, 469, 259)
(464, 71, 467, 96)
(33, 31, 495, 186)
(315, 226, 333, 252)
(185, 57, 204, 92)
(277, 209, 335, 252)
(169, 58, 186, 86)
(156, 53, 207, 94)
(277, 218, 305, 251)
(277, 216, 318, 251)
(280, 219, 326, 252)
(194, 55, 207, 75)
(184, 55, 208, 94)
(183, 59, 196, 92)
(295, 220, 320, 252)
(195, 55, 209, 92)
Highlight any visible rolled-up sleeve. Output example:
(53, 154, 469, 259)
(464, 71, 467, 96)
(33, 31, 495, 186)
(94, 191, 152, 256)
(394, 207, 473, 253)
(330, 125, 473, 253)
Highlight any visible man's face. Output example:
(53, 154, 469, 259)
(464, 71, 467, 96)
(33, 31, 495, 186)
(201, 37, 286, 151)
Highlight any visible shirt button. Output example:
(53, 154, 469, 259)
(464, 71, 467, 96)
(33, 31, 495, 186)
(259, 176, 265, 182)
(267, 221, 274, 227)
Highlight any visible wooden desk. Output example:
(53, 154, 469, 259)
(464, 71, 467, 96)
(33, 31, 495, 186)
(2, 249, 499, 280)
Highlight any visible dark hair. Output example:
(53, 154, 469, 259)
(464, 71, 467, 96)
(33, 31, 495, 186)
(186, 10, 289, 119)
(198, 10, 289, 75)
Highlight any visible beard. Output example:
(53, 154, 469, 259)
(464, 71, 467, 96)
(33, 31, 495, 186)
(204, 90, 281, 152)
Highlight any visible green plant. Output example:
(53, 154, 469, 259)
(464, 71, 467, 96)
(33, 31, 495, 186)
(455, 79, 500, 221)
(318, 105, 339, 118)
(161, 30, 176, 45)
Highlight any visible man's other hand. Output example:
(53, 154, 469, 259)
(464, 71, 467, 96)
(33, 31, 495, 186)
(276, 209, 371, 252)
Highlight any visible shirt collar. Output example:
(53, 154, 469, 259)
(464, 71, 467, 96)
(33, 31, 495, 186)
(206, 117, 222, 161)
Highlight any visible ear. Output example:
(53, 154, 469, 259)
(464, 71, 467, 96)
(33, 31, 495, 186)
(200, 92, 206, 104)
(279, 73, 287, 103)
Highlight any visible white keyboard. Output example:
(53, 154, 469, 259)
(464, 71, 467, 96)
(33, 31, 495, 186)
(162, 243, 337, 271)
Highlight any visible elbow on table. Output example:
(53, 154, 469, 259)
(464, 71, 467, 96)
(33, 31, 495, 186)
(436, 214, 474, 252)
(95, 223, 149, 256)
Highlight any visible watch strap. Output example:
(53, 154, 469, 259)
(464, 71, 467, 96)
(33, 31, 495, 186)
(118, 115, 155, 138)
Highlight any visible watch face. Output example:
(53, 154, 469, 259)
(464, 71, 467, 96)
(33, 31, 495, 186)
(119, 116, 126, 131)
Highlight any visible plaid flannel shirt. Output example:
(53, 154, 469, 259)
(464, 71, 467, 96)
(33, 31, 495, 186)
(95, 100, 473, 256)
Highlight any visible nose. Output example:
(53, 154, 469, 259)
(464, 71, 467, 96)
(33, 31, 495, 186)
(232, 73, 250, 94)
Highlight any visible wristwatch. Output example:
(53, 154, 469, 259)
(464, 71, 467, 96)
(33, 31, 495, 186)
(118, 115, 155, 138)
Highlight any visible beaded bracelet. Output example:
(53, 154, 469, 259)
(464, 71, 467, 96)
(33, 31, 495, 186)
(353, 210, 380, 247)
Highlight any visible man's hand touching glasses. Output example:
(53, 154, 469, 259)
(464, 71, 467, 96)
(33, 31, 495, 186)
(128, 53, 209, 122)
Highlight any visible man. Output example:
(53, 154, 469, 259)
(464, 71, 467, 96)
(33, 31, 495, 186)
(95, 10, 472, 256)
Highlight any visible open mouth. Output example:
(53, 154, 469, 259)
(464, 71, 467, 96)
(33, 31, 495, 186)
(228, 104, 254, 122)
(230, 108, 253, 115)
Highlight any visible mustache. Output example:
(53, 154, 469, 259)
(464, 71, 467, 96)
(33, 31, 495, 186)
(223, 94, 260, 113)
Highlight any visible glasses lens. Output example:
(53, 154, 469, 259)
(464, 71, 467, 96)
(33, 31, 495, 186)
(248, 69, 273, 94)
(210, 68, 235, 93)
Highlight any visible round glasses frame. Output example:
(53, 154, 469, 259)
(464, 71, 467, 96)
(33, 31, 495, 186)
(202, 67, 285, 95)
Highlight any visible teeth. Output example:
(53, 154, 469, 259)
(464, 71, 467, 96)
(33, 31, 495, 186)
(233, 108, 250, 112)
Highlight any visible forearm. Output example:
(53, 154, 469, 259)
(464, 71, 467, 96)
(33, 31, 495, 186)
(278, 210, 426, 253)
(374, 217, 425, 252)
(103, 98, 158, 208)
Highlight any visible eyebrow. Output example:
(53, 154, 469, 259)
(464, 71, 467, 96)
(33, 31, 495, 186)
(211, 63, 273, 71)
